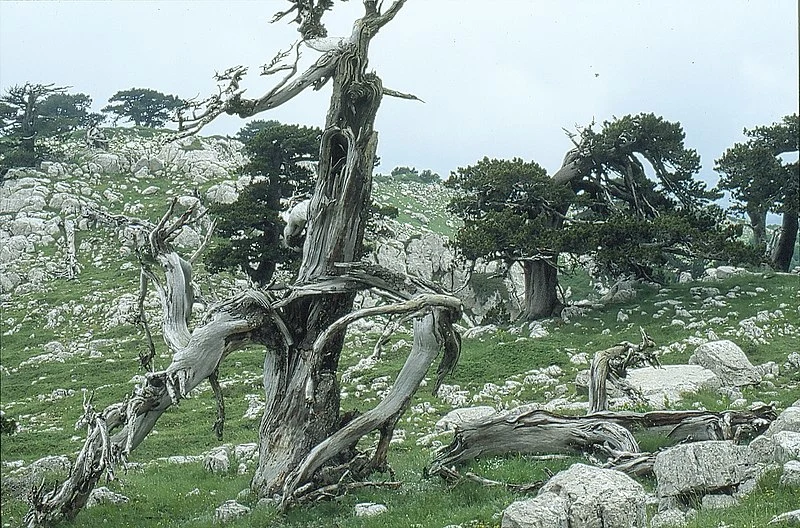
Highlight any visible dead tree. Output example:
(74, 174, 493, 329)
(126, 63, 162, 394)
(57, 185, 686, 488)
(588, 327, 658, 413)
(429, 405, 776, 480)
(25, 2, 458, 526)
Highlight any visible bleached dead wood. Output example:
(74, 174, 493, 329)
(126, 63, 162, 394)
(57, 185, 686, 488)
(428, 405, 776, 480)
(29, 2, 451, 525)
(56, 218, 80, 280)
(429, 409, 640, 476)
(588, 327, 657, 413)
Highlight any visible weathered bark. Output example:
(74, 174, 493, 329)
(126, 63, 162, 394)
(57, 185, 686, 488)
(56, 218, 80, 279)
(588, 329, 656, 413)
(771, 211, 798, 271)
(29, 3, 453, 524)
(429, 409, 639, 475)
(251, 10, 390, 497)
(281, 304, 459, 507)
(516, 149, 586, 321)
(429, 405, 776, 479)
(589, 405, 776, 443)
(520, 258, 563, 320)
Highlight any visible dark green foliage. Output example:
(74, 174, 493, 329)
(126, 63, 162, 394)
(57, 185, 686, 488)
(715, 114, 799, 269)
(205, 121, 320, 285)
(208, 121, 401, 283)
(235, 119, 281, 144)
(448, 114, 758, 319)
(102, 88, 184, 128)
(35, 93, 95, 136)
(448, 157, 571, 262)
(0, 83, 93, 175)
(377, 166, 441, 184)
(0, 412, 17, 435)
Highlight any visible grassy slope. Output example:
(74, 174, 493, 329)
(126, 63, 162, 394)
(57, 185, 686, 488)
(1, 138, 799, 527)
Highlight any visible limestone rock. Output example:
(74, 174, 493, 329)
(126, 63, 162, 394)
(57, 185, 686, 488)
(649, 509, 689, 527)
(688, 340, 761, 387)
(655, 441, 755, 498)
(780, 460, 800, 487)
(625, 365, 719, 408)
(435, 406, 497, 432)
(206, 183, 238, 204)
(462, 325, 498, 339)
(538, 463, 647, 528)
(86, 486, 129, 507)
(764, 405, 800, 436)
(701, 493, 737, 509)
(214, 500, 251, 523)
(1, 455, 71, 499)
(501, 492, 569, 528)
(234, 443, 258, 464)
(748, 431, 800, 464)
(354, 502, 388, 517)
(203, 445, 231, 474)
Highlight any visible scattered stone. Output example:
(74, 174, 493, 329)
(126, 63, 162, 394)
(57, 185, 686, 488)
(214, 500, 251, 523)
(203, 446, 231, 474)
(655, 441, 755, 498)
(462, 325, 498, 339)
(649, 509, 689, 527)
(625, 365, 719, 408)
(501, 491, 568, 527)
(701, 493, 737, 509)
(781, 460, 800, 487)
(86, 486, 129, 507)
(1, 455, 71, 499)
(354, 502, 388, 517)
(764, 404, 800, 436)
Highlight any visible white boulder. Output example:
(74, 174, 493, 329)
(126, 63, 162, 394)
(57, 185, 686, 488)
(502, 491, 569, 528)
(655, 441, 755, 498)
(538, 463, 647, 528)
(214, 500, 250, 523)
(688, 340, 761, 387)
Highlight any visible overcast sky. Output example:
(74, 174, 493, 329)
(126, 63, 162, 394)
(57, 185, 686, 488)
(1, 1, 797, 187)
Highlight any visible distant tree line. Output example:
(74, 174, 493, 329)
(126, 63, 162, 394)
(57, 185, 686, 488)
(0, 83, 183, 176)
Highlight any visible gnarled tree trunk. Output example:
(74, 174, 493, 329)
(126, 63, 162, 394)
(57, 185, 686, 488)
(771, 211, 798, 271)
(252, 13, 388, 498)
(520, 258, 563, 320)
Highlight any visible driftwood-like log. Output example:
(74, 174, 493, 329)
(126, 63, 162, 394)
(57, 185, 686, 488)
(428, 405, 776, 479)
(590, 404, 776, 443)
(429, 409, 639, 476)
(25, 205, 274, 528)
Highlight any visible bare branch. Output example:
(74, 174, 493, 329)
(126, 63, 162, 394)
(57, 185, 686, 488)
(382, 87, 424, 102)
(311, 293, 461, 359)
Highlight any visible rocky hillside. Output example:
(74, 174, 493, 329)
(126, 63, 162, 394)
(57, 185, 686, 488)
(1, 130, 799, 528)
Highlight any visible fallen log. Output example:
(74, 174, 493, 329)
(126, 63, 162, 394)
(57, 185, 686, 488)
(428, 405, 776, 477)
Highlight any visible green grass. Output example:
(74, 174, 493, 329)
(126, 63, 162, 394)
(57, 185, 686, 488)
(3, 271, 798, 527)
(2, 130, 799, 527)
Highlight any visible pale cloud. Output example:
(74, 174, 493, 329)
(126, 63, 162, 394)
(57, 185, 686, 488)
(1, 0, 797, 185)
